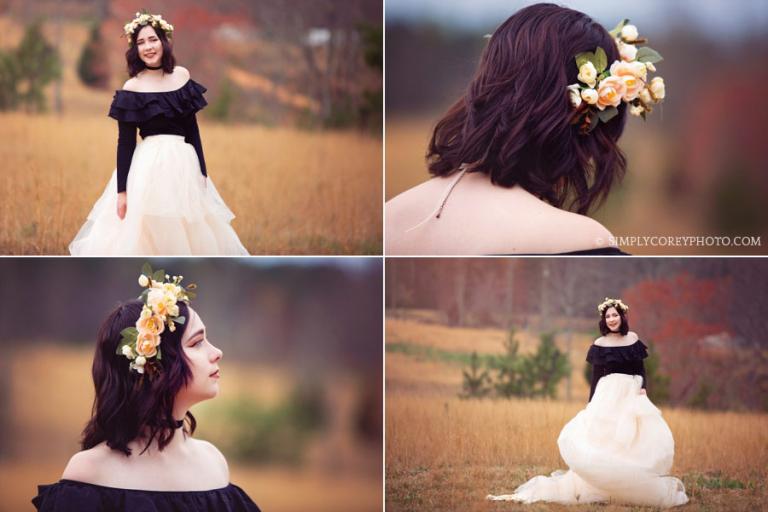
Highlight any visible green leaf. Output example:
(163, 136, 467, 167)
(173, 315, 186, 324)
(152, 269, 165, 282)
(598, 107, 619, 123)
(141, 262, 153, 277)
(594, 47, 607, 73)
(609, 18, 629, 38)
(575, 52, 592, 70)
(138, 288, 150, 303)
(636, 46, 663, 64)
(120, 327, 139, 338)
(156, 346, 162, 361)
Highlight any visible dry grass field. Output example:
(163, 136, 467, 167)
(0, 344, 381, 512)
(385, 313, 768, 511)
(0, 112, 382, 254)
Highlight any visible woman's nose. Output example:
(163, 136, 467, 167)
(211, 344, 223, 362)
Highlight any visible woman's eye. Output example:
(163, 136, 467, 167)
(193, 339, 204, 347)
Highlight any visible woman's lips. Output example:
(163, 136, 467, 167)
(210, 369, 220, 379)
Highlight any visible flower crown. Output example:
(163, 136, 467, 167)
(568, 19, 665, 134)
(597, 297, 629, 316)
(117, 263, 197, 374)
(123, 10, 174, 47)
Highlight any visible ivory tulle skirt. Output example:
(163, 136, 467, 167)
(69, 135, 248, 255)
(487, 374, 689, 508)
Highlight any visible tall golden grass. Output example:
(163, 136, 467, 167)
(386, 314, 768, 511)
(0, 345, 381, 512)
(0, 112, 382, 254)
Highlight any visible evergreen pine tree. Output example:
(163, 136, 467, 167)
(460, 351, 491, 399)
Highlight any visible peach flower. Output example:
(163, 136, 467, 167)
(596, 76, 626, 110)
(136, 332, 160, 358)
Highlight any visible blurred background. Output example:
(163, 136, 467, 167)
(386, 0, 768, 254)
(0, 0, 383, 254)
(385, 257, 768, 510)
(0, 257, 382, 512)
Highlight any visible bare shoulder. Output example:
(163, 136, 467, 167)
(628, 331, 640, 343)
(122, 77, 139, 91)
(549, 208, 615, 251)
(593, 336, 606, 346)
(174, 65, 191, 80)
(61, 443, 117, 482)
(192, 438, 229, 479)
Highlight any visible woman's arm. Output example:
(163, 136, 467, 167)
(183, 113, 208, 178)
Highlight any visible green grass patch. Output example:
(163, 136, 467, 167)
(386, 341, 499, 366)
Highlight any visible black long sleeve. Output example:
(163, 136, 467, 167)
(589, 360, 647, 401)
(183, 113, 207, 177)
(116, 121, 137, 193)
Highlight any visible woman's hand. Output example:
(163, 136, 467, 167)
(117, 192, 127, 220)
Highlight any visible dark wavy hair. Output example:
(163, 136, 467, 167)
(126, 23, 176, 77)
(81, 300, 196, 456)
(427, 3, 627, 214)
(599, 305, 630, 336)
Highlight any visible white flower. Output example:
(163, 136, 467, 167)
(122, 345, 136, 359)
(639, 88, 652, 104)
(619, 42, 638, 62)
(621, 24, 639, 42)
(135, 356, 146, 366)
(630, 104, 645, 117)
(581, 88, 599, 105)
(136, 11, 141, 16)
(567, 84, 582, 108)
(138, 274, 149, 287)
(650, 76, 665, 100)
(645, 62, 656, 72)
(577, 61, 597, 88)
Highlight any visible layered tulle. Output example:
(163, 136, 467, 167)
(487, 374, 689, 508)
(69, 135, 248, 255)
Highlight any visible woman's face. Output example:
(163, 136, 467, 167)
(136, 25, 163, 68)
(604, 306, 622, 332)
(176, 307, 223, 405)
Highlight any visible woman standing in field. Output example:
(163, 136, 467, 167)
(385, 3, 665, 255)
(32, 266, 261, 511)
(69, 12, 248, 255)
(488, 298, 688, 508)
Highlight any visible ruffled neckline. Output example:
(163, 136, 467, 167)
(33, 479, 261, 511)
(108, 79, 208, 123)
(586, 339, 648, 365)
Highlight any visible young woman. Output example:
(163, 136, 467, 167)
(487, 298, 688, 507)
(385, 3, 665, 255)
(69, 12, 248, 255)
(32, 270, 261, 511)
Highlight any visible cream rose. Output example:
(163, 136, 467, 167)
(137, 311, 165, 336)
(610, 60, 647, 80)
(138, 274, 149, 287)
(577, 61, 597, 88)
(122, 345, 136, 359)
(136, 332, 160, 358)
(581, 88, 599, 105)
(650, 77, 665, 100)
(619, 42, 637, 62)
(620, 75, 643, 101)
(567, 84, 582, 108)
(630, 104, 645, 117)
(596, 76, 626, 110)
(639, 88, 652, 104)
(621, 24, 639, 42)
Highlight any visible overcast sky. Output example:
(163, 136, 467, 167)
(386, 0, 768, 40)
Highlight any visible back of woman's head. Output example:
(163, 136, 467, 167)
(428, 3, 627, 214)
(82, 299, 195, 455)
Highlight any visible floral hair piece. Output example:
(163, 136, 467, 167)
(568, 19, 665, 134)
(123, 10, 174, 47)
(117, 263, 197, 375)
(597, 297, 629, 316)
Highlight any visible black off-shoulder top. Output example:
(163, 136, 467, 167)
(108, 79, 209, 193)
(586, 339, 648, 401)
(32, 479, 261, 512)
